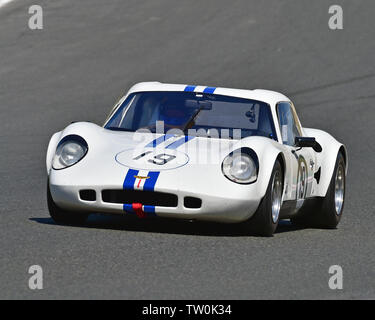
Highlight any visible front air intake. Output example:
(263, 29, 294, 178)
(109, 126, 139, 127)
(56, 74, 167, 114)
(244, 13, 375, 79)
(79, 189, 96, 201)
(102, 190, 178, 207)
(184, 196, 202, 208)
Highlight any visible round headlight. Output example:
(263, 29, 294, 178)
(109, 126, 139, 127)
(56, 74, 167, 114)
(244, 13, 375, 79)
(222, 149, 258, 184)
(52, 135, 88, 170)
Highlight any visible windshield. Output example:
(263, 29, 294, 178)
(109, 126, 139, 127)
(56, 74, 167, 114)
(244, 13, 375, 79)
(105, 91, 277, 139)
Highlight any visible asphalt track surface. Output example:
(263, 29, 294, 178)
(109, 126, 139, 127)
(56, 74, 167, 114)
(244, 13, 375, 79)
(0, 0, 374, 299)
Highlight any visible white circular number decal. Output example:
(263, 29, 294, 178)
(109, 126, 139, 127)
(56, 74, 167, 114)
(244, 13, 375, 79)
(115, 148, 189, 171)
(297, 157, 307, 199)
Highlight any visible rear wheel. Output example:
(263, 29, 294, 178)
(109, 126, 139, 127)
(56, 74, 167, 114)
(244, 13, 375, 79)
(291, 152, 346, 228)
(47, 180, 89, 225)
(243, 160, 283, 236)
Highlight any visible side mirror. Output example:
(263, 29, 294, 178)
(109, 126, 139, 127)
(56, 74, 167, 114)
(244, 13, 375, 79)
(295, 137, 322, 153)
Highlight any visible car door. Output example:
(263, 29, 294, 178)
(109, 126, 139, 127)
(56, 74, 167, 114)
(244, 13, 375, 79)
(276, 102, 315, 203)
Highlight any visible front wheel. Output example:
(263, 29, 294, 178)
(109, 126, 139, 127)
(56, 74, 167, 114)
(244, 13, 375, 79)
(47, 180, 89, 225)
(243, 160, 283, 236)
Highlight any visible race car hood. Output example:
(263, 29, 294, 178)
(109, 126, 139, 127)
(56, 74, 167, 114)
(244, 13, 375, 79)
(56, 122, 239, 171)
(49, 122, 282, 200)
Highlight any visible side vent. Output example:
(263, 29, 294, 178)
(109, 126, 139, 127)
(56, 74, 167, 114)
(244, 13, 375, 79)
(314, 167, 321, 184)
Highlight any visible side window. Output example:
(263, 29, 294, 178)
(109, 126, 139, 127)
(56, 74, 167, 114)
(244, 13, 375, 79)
(276, 102, 301, 146)
(103, 97, 124, 125)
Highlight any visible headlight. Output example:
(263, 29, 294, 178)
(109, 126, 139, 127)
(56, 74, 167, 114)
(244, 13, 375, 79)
(222, 148, 258, 184)
(52, 135, 88, 170)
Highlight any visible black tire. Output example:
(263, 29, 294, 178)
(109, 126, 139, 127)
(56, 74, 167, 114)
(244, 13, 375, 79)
(47, 180, 89, 225)
(243, 160, 283, 236)
(291, 152, 346, 228)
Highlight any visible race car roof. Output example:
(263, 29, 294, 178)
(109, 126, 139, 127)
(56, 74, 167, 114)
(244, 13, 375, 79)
(127, 82, 291, 106)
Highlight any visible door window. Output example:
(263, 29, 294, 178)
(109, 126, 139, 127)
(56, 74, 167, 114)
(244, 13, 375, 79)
(276, 102, 302, 146)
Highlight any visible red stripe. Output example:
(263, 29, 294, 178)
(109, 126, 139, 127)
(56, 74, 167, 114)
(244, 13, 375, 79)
(132, 203, 145, 218)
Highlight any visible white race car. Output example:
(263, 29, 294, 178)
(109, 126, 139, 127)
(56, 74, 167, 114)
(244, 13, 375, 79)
(46, 82, 347, 236)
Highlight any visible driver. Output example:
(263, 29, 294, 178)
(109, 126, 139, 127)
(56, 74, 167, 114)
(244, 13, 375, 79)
(159, 100, 191, 128)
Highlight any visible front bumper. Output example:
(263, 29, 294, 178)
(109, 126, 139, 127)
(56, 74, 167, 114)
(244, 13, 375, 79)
(50, 180, 262, 224)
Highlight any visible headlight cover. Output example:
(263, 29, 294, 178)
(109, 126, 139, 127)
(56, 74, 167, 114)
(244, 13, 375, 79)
(52, 135, 88, 170)
(222, 148, 258, 184)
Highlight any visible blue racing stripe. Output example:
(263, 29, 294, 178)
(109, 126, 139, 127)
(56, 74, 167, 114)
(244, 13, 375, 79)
(143, 171, 160, 191)
(184, 85, 196, 92)
(203, 87, 216, 94)
(123, 204, 134, 213)
(166, 136, 195, 149)
(145, 134, 174, 148)
(143, 205, 156, 216)
(123, 169, 138, 190)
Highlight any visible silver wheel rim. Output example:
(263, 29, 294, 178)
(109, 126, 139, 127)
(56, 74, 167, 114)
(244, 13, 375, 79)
(335, 163, 345, 215)
(271, 170, 283, 223)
